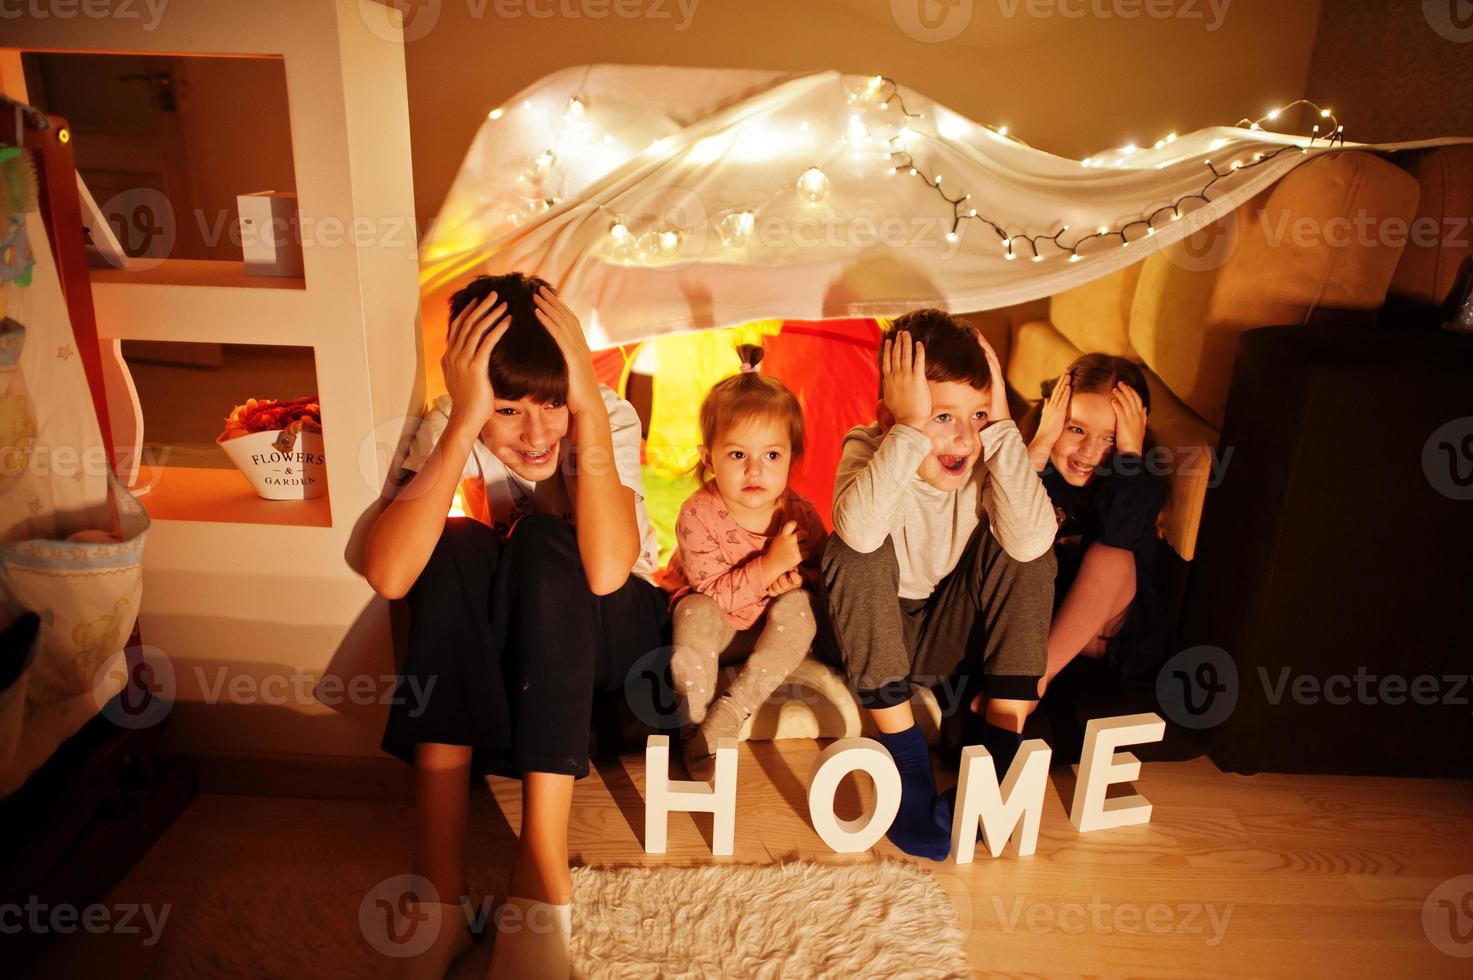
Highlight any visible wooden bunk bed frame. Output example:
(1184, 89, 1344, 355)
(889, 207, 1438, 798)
(0, 96, 196, 964)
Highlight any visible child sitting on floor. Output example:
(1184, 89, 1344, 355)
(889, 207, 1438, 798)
(1026, 354, 1167, 695)
(933, 353, 1167, 837)
(662, 345, 828, 780)
(822, 310, 1057, 861)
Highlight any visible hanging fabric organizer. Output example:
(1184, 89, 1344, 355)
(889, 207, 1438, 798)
(0, 130, 149, 797)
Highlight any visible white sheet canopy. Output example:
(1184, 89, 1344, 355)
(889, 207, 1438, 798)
(419, 64, 1459, 347)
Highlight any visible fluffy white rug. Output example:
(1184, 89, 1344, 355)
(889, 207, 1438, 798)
(568, 860, 971, 978)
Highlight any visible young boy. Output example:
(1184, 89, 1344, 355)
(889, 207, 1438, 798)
(822, 309, 1057, 860)
(368, 273, 665, 979)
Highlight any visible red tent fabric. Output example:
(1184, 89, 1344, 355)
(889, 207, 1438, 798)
(761, 319, 882, 528)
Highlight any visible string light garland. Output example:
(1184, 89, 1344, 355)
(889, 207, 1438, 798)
(481, 70, 1350, 267)
(878, 75, 1348, 261)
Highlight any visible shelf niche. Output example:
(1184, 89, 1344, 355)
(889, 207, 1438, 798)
(122, 340, 329, 528)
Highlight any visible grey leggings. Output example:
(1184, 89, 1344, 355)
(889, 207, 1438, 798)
(670, 589, 819, 725)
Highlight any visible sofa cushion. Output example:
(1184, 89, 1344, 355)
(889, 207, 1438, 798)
(1140, 368, 1221, 561)
(1388, 144, 1473, 308)
(1050, 263, 1144, 358)
(1007, 318, 1082, 401)
(1129, 151, 1421, 429)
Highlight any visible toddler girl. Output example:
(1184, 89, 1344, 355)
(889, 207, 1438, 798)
(663, 345, 827, 779)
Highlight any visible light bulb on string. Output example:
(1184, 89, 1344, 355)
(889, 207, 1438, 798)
(565, 97, 586, 120)
(797, 167, 830, 204)
(850, 74, 886, 106)
(716, 209, 756, 249)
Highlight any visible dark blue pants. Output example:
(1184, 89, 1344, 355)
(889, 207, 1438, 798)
(381, 514, 670, 778)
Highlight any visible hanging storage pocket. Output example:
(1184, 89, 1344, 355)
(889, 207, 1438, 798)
(0, 473, 150, 702)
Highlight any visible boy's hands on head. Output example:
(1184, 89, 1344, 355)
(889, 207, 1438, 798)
(760, 520, 805, 585)
(976, 332, 1010, 424)
(442, 291, 510, 430)
(882, 331, 932, 430)
(1111, 382, 1148, 456)
(1029, 370, 1072, 470)
(532, 286, 602, 417)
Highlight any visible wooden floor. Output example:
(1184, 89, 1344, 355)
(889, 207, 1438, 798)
(20, 741, 1473, 978)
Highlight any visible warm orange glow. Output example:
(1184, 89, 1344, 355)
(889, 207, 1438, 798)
(448, 482, 469, 518)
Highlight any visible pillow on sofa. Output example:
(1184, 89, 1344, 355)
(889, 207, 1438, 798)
(1129, 151, 1420, 430)
(1050, 262, 1144, 358)
(1387, 144, 1473, 309)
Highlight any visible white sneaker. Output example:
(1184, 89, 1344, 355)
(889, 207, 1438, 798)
(486, 896, 572, 980)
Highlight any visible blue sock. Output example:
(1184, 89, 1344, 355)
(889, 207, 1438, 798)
(873, 724, 951, 861)
(932, 723, 1025, 836)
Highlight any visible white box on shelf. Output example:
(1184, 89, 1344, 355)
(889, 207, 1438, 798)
(238, 191, 303, 277)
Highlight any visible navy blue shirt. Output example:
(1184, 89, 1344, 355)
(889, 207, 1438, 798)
(1041, 452, 1168, 689)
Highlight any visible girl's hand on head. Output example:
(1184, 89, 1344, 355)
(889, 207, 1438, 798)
(442, 291, 510, 429)
(881, 331, 932, 430)
(976, 332, 1010, 424)
(1027, 371, 1071, 470)
(531, 287, 602, 417)
(1037, 371, 1072, 446)
(1111, 382, 1148, 457)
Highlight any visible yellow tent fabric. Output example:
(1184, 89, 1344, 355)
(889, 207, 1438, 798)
(643, 319, 782, 479)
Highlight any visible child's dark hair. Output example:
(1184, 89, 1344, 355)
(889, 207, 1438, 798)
(695, 344, 805, 488)
(448, 272, 568, 405)
(1021, 352, 1153, 441)
(879, 309, 991, 398)
(1063, 353, 1151, 410)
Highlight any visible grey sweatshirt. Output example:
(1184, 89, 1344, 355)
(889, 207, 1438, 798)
(830, 419, 1057, 599)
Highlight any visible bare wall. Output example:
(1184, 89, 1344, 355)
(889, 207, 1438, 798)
(398, 0, 1327, 235)
(1304, 0, 1473, 145)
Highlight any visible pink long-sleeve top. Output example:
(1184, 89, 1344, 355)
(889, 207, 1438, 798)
(663, 486, 828, 630)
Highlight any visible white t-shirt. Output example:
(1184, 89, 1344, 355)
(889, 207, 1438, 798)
(401, 384, 661, 584)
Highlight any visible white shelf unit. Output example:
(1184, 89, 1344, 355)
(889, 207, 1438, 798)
(2, 0, 424, 760)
